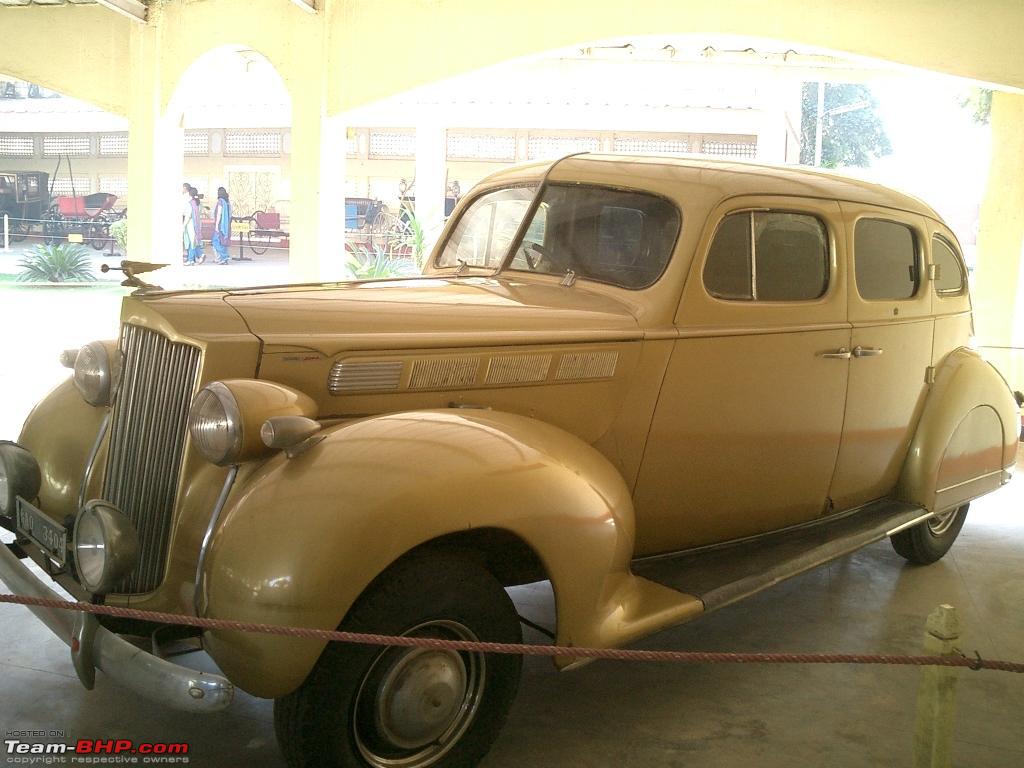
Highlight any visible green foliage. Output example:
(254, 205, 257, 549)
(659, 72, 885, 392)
(110, 217, 128, 252)
(960, 88, 992, 125)
(800, 83, 892, 168)
(344, 245, 419, 280)
(17, 243, 96, 283)
(400, 214, 427, 268)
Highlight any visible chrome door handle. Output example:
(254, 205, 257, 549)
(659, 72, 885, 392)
(819, 348, 851, 359)
(853, 346, 884, 358)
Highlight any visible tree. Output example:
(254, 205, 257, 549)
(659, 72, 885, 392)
(960, 88, 992, 125)
(800, 83, 892, 168)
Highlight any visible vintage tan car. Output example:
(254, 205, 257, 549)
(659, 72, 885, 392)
(1, 154, 1020, 768)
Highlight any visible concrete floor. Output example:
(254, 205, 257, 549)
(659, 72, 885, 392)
(2, 452, 1021, 767)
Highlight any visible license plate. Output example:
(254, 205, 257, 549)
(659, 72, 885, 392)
(15, 498, 67, 565)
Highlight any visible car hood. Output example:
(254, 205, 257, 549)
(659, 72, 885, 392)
(219, 276, 642, 355)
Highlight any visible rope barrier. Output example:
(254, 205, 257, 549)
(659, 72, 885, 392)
(2, 591, 1022, 673)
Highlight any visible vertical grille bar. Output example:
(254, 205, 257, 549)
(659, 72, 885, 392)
(103, 325, 201, 594)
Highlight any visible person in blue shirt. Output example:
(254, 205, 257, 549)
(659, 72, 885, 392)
(211, 186, 232, 265)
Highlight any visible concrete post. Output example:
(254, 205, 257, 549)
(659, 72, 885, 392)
(912, 604, 961, 768)
(287, 0, 346, 283)
(415, 123, 448, 257)
(974, 91, 1024, 393)
(126, 17, 184, 265)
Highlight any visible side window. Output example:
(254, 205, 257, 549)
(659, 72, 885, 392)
(932, 236, 966, 294)
(854, 219, 919, 300)
(704, 211, 828, 301)
(704, 213, 752, 299)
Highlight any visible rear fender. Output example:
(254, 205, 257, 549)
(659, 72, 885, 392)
(899, 347, 1018, 512)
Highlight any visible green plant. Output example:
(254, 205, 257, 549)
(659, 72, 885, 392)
(399, 213, 427, 268)
(110, 217, 128, 252)
(17, 243, 96, 283)
(345, 245, 419, 279)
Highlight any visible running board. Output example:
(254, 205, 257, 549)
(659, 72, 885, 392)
(633, 500, 929, 613)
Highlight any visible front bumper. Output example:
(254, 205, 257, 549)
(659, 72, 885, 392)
(0, 541, 233, 713)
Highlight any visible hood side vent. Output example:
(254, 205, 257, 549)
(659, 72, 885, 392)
(410, 357, 480, 390)
(486, 354, 552, 385)
(328, 360, 404, 394)
(556, 351, 619, 380)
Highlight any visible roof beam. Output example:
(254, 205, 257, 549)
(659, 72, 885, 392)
(95, 0, 146, 23)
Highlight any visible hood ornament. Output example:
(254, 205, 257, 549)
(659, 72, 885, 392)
(101, 260, 169, 293)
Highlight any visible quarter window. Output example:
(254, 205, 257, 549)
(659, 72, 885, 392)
(932, 237, 966, 294)
(704, 211, 829, 301)
(854, 219, 919, 300)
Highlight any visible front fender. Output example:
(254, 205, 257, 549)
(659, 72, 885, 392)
(899, 347, 1018, 512)
(201, 409, 699, 698)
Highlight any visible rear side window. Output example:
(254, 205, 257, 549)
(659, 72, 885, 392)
(855, 219, 919, 300)
(704, 211, 829, 301)
(932, 237, 966, 294)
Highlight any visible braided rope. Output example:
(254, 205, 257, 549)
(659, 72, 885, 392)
(2, 592, 1022, 672)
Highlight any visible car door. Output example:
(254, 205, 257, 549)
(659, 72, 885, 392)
(633, 197, 851, 556)
(826, 204, 933, 511)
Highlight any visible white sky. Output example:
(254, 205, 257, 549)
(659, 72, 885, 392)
(866, 76, 991, 245)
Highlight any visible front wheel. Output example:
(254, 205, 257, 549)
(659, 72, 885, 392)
(275, 552, 523, 768)
(890, 503, 968, 564)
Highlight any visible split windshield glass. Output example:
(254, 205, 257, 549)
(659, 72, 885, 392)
(437, 183, 680, 289)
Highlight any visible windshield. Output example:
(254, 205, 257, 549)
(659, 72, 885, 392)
(437, 183, 681, 289)
(436, 186, 537, 269)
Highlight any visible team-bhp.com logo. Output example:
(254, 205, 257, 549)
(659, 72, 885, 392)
(3, 734, 189, 765)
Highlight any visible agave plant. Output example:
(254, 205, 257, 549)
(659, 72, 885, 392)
(345, 245, 419, 280)
(17, 243, 97, 283)
(110, 217, 128, 253)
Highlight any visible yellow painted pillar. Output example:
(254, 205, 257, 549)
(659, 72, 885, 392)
(415, 123, 448, 254)
(287, 1, 347, 283)
(974, 92, 1024, 391)
(126, 14, 184, 266)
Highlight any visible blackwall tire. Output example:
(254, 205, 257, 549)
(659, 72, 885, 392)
(890, 503, 968, 565)
(274, 552, 523, 768)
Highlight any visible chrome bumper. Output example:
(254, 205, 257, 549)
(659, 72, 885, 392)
(0, 541, 233, 713)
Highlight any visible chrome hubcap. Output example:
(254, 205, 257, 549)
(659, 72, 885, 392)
(353, 620, 485, 768)
(376, 648, 467, 749)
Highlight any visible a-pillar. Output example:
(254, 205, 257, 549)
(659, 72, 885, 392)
(974, 91, 1024, 392)
(415, 123, 448, 258)
(126, 17, 185, 266)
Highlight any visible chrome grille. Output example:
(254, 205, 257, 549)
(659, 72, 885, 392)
(103, 324, 201, 594)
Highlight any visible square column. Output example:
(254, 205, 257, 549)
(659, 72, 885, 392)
(127, 21, 185, 265)
(974, 91, 1024, 391)
(415, 123, 448, 258)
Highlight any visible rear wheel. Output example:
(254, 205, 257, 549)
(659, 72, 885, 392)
(890, 503, 968, 564)
(274, 552, 522, 768)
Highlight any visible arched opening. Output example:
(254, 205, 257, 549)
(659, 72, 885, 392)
(340, 34, 992, 271)
(162, 46, 292, 285)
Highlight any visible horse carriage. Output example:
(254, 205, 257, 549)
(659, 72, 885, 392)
(0, 170, 49, 243)
(43, 191, 124, 250)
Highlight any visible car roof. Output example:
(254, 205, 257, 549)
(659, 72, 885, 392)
(479, 153, 943, 221)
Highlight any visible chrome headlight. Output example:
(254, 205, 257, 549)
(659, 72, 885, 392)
(0, 442, 41, 519)
(188, 382, 243, 466)
(73, 501, 139, 595)
(73, 341, 121, 407)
